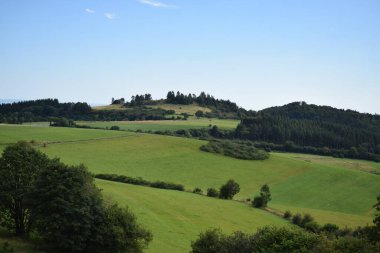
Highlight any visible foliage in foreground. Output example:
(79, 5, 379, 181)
(0, 143, 152, 253)
(190, 226, 380, 253)
(200, 140, 269, 160)
(0, 142, 50, 236)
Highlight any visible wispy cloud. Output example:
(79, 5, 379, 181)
(104, 13, 116, 20)
(138, 0, 177, 8)
(85, 8, 95, 14)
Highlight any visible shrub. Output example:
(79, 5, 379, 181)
(301, 213, 314, 227)
(292, 213, 302, 226)
(206, 188, 219, 197)
(321, 223, 340, 234)
(283, 210, 292, 219)
(219, 179, 240, 199)
(193, 187, 203, 194)
(252, 196, 264, 208)
(110, 125, 120, 130)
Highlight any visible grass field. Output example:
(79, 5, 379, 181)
(1, 124, 380, 252)
(76, 117, 239, 131)
(98, 180, 288, 253)
(93, 103, 212, 116)
(148, 103, 211, 115)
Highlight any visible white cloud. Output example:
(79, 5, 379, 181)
(104, 13, 116, 20)
(138, 0, 177, 8)
(85, 8, 95, 14)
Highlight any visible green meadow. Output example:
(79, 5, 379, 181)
(76, 117, 239, 131)
(98, 180, 288, 253)
(0, 124, 380, 252)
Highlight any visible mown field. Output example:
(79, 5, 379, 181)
(76, 117, 239, 131)
(1, 124, 380, 252)
(98, 180, 287, 253)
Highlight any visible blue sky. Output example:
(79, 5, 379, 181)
(0, 0, 379, 113)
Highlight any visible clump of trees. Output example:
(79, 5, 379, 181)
(166, 91, 246, 119)
(219, 179, 240, 199)
(0, 142, 152, 253)
(252, 184, 271, 208)
(200, 140, 269, 160)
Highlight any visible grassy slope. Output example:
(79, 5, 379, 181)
(0, 124, 130, 147)
(98, 180, 288, 253)
(93, 103, 211, 115)
(148, 103, 211, 115)
(1, 125, 379, 228)
(76, 117, 239, 131)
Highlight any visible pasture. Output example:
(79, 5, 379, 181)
(0, 124, 380, 252)
(76, 117, 239, 131)
(98, 180, 288, 253)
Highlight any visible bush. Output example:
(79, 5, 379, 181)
(219, 179, 240, 199)
(292, 213, 302, 226)
(301, 213, 314, 227)
(207, 188, 219, 197)
(252, 196, 265, 208)
(321, 223, 340, 234)
(283, 210, 292, 219)
(110, 125, 120, 130)
(193, 187, 203, 194)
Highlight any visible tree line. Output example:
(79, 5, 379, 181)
(0, 99, 174, 123)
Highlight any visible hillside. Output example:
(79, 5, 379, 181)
(1, 125, 379, 230)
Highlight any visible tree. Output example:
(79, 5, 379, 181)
(0, 142, 49, 235)
(29, 160, 105, 252)
(219, 179, 240, 199)
(252, 184, 271, 208)
(100, 203, 152, 253)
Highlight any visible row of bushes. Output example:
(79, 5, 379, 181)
(190, 226, 380, 253)
(284, 211, 364, 238)
(94, 173, 185, 191)
(200, 140, 269, 160)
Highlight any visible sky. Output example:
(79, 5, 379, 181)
(0, 0, 379, 113)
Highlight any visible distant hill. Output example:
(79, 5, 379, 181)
(235, 102, 380, 161)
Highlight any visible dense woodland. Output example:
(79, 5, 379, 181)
(234, 102, 380, 161)
(0, 99, 171, 123)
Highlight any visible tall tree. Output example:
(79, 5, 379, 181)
(0, 142, 49, 235)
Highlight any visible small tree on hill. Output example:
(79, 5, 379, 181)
(219, 179, 240, 199)
(252, 184, 272, 208)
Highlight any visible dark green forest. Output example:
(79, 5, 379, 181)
(234, 102, 380, 161)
